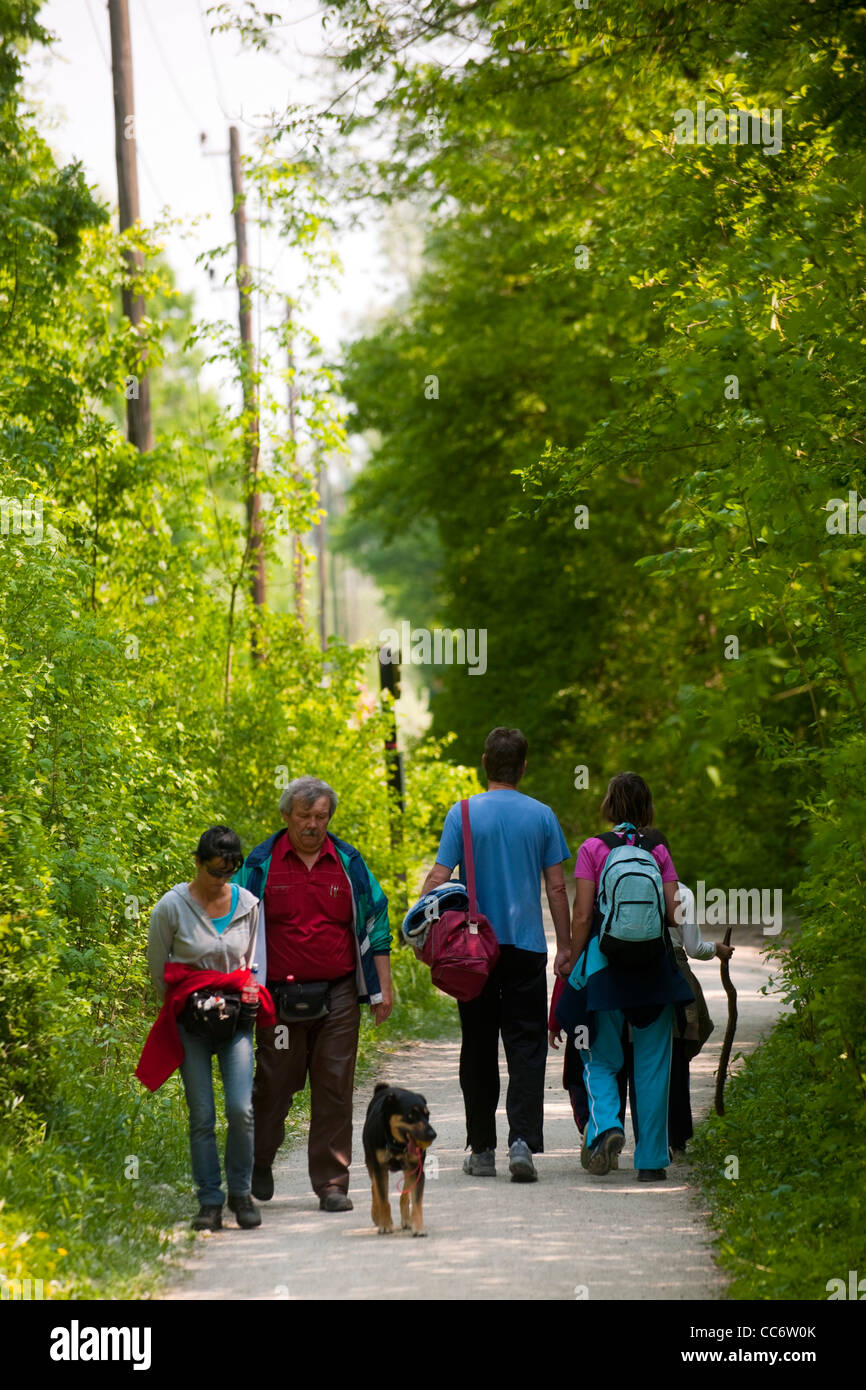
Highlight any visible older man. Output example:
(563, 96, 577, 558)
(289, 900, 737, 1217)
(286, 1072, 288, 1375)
(236, 777, 392, 1211)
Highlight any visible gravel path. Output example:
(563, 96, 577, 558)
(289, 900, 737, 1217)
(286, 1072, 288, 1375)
(163, 930, 782, 1301)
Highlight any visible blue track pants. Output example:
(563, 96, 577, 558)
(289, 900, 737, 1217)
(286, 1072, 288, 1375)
(580, 1006, 673, 1170)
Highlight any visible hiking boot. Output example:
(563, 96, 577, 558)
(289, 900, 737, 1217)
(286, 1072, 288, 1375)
(637, 1168, 667, 1183)
(462, 1148, 496, 1177)
(319, 1190, 353, 1212)
(228, 1193, 262, 1228)
(508, 1138, 538, 1183)
(251, 1162, 274, 1201)
(191, 1204, 222, 1232)
(581, 1131, 621, 1172)
(586, 1127, 625, 1176)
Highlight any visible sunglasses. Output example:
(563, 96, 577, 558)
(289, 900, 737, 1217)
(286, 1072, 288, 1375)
(203, 860, 241, 878)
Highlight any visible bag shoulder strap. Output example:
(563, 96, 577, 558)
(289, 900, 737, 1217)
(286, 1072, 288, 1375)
(636, 828, 665, 853)
(460, 798, 478, 918)
(599, 828, 664, 855)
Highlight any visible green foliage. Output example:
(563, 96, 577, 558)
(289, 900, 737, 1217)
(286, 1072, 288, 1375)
(5, 0, 864, 1301)
(316, 0, 866, 1296)
(692, 1017, 866, 1300)
(0, 5, 474, 1297)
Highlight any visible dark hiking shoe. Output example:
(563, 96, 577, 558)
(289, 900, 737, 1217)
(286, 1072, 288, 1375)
(228, 1193, 262, 1228)
(462, 1149, 496, 1177)
(251, 1163, 274, 1201)
(319, 1191, 353, 1212)
(637, 1168, 667, 1183)
(586, 1128, 625, 1175)
(191, 1204, 222, 1232)
(508, 1139, 538, 1183)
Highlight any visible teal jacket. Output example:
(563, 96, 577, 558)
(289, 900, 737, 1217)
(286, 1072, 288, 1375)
(234, 828, 390, 1003)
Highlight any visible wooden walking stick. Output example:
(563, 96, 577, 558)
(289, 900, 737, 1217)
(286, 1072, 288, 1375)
(714, 924, 737, 1116)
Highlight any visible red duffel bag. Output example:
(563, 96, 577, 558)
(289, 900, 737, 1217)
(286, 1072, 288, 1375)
(420, 799, 500, 1001)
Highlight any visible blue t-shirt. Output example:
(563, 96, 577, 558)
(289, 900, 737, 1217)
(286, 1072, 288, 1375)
(210, 883, 239, 935)
(436, 790, 571, 952)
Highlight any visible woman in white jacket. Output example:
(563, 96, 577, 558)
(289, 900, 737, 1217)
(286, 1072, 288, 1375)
(668, 878, 733, 1158)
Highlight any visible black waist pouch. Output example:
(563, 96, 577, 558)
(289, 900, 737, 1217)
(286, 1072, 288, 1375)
(273, 980, 331, 1023)
(181, 987, 242, 1042)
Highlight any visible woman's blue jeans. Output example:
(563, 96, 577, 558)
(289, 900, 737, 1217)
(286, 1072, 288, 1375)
(177, 1022, 254, 1205)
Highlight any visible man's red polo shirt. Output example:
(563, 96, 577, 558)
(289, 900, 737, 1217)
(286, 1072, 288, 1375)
(264, 832, 356, 982)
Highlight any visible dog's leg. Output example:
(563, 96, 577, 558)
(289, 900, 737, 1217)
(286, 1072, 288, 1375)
(371, 1153, 393, 1234)
(366, 1159, 381, 1229)
(411, 1168, 427, 1237)
(399, 1171, 412, 1230)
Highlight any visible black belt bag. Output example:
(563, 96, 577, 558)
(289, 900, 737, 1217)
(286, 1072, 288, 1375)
(273, 980, 331, 1024)
(181, 987, 243, 1042)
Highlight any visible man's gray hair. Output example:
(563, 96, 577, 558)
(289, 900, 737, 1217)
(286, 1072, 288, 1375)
(279, 776, 338, 819)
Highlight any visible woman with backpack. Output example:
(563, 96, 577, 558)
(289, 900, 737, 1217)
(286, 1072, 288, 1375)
(136, 825, 274, 1231)
(565, 773, 694, 1182)
(552, 835, 733, 1163)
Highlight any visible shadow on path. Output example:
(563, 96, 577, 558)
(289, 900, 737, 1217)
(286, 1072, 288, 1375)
(163, 934, 781, 1300)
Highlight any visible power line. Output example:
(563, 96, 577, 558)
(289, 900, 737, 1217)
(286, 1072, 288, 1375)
(85, 0, 110, 65)
(193, 0, 232, 120)
(139, 0, 204, 130)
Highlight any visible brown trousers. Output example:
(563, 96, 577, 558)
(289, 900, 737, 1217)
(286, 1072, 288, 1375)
(253, 974, 360, 1197)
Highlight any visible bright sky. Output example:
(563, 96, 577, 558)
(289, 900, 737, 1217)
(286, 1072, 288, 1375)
(22, 2, 438, 731)
(26, 0, 408, 386)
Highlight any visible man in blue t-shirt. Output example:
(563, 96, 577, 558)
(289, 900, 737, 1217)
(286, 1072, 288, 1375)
(421, 727, 571, 1181)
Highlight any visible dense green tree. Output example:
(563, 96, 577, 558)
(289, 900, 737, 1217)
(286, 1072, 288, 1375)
(0, 3, 475, 1294)
(317, 0, 866, 1293)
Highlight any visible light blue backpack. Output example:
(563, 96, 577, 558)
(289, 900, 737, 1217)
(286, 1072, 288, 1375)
(596, 823, 667, 970)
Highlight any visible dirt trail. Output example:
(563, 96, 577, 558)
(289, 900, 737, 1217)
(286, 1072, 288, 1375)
(163, 924, 781, 1301)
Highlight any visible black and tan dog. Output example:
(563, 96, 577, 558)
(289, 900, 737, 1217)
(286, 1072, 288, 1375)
(362, 1083, 436, 1237)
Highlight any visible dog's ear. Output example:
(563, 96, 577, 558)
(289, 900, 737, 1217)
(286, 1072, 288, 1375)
(374, 1082, 398, 1110)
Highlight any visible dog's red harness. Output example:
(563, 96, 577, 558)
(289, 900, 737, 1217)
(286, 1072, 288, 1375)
(397, 1139, 425, 1199)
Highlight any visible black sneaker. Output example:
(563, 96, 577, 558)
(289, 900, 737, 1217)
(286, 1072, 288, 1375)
(319, 1190, 353, 1212)
(251, 1162, 274, 1201)
(191, 1204, 222, 1232)
(228, 1193, 262, 1228)
(586, 1128, 625, 1175)
(637, 1168, 667, 1182)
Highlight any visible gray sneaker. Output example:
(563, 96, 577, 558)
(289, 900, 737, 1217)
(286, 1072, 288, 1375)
(508, 1138, 538, 1183)
(463, 1148, 496, 1177)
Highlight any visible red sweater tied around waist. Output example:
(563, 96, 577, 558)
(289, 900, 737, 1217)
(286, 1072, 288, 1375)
(135, 963, 276, 1092)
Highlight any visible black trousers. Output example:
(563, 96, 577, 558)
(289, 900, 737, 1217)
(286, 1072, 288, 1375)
(667, 1038, 693, 1151)
(457, 944, 548, 1153)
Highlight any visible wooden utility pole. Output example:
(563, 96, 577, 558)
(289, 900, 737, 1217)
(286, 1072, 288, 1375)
(378, 645, 406, 909)
(108, 0, 153, 453)
(285, 302, 305, 621)
(316, 458, 327, 651)
(229, 125, 267, 633)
